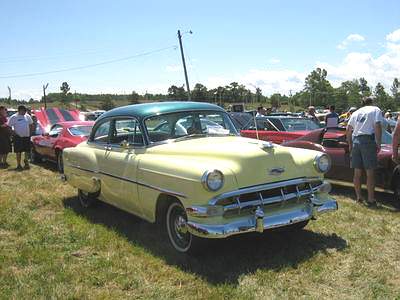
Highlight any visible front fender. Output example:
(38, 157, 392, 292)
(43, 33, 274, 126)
(136, 155, 238, 222)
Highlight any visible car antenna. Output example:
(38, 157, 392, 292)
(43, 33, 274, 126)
(252, 111, 260, 140)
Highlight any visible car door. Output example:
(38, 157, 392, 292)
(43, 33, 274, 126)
(35, 124, 63, 158)
(45, 124, 64, 159)
(91, 117, 144, 216)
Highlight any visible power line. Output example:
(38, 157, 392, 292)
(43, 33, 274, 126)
(0, 45, 177, 79)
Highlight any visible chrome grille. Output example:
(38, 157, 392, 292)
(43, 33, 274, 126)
(216, 179, 323, 217)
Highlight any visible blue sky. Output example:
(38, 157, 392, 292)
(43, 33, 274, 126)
(1, 0, 400, 100)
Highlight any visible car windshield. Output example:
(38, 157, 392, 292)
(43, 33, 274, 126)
(382, 129, 392, 145)
(145, 110, 238, 143)
(280, 118, 321, 131)
(69, 125, 93, 136)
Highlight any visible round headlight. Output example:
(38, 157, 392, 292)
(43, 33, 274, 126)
(202, 170, 224, 191)
(314, 153, 331, 173)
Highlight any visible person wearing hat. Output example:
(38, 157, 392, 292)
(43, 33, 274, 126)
(346, 97, 383, 207)
(306, 106, 319, 124)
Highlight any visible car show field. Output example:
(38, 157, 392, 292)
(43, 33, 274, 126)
(1, 156, 400, 299)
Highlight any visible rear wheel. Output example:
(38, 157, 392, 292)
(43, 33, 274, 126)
(30, 146, 42, 163)
(78, 189, 98, 208)
(56, 151, 63, 173)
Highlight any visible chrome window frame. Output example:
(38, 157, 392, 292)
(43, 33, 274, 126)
(143, 109, 239, 146)
(108, 116, 146, 149)
(67, 125, 93, 137)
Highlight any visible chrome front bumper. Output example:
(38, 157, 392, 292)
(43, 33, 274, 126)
(186, 199, 338, 238)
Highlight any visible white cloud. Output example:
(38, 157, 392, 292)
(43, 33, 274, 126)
(386, 28, 400, 43)
(318, 36, 400, 90)
(203, 30, 399, 96)
(337, 33, 365, 50)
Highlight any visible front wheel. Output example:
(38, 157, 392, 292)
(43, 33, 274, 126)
(393, 176, 400, 209)
(30, 146, 42, 163)
(56, 151, 63, 174)
(165, 201, 202, 254)
(78, 189, 98, 208)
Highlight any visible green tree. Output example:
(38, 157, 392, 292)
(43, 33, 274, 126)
(100, 96, 115, 111)
(335, 80, 362, 109)
(255, 87, 263, 103)
(167, 85, 187, 101)
(191, 83, 208, 102)
(359, 77, 371, 97)
(129, 91, 140, 104)
(60, 82, 71, 107)
(391, 78, 400, 104)
(270, 93, 283, 108)
(374, 82, 393, 110)
(304, 68, 334, 107)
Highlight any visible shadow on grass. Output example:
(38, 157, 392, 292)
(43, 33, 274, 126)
(63, 196, 347, 285)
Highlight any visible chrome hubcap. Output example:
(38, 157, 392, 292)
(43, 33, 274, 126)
(175, 216, 188, 235)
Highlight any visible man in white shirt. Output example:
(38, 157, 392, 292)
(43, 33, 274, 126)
(8, 105, 33, 171)
(346, 97, 383, 207)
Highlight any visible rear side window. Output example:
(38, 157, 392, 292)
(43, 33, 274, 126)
(110, 118, 144, 146)
(92, 121, 111, 143)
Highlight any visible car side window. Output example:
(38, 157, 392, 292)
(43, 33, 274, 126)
(110, 118, 144, 146)
(48, 125, 63, 137)
(93, 120, 111, 143)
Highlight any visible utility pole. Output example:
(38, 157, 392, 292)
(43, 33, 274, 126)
(7, 86, 11, 102)
(43, 83, 49, 109)
(177, 30, 191, 100)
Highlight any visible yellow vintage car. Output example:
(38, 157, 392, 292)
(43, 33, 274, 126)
(62, 101, 338, 254)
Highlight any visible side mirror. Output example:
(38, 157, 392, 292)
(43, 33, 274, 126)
(120, 140, 130, 149)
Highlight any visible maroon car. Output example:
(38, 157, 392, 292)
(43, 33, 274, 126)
(282, 128, 399, 203)
(31, 121, 94, 172)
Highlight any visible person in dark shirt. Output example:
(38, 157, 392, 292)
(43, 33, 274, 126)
(325, 105, 339, 128)
(0, 106, 12, 168)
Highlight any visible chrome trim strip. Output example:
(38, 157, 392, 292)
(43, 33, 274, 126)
(208, 177, 321, 205)
(67, 164, 187, 198)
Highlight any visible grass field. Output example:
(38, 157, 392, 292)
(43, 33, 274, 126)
(1, 156, 400, 299)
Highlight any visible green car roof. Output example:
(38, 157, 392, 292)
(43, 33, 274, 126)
(99, 101, 225, 120)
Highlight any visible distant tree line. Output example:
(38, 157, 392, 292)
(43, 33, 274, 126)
(1, 68, 399, 112)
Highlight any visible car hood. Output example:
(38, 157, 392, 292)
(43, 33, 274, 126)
(145, 136, 323, 188)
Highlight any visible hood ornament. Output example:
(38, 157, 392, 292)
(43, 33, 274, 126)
(269, 167, 285, 176)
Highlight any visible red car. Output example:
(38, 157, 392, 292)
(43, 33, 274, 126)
(31, 121, 94, 172)
(282, 128, 399, 203)
(240, 115, 321, 144)
(32, 107, 82, 134)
